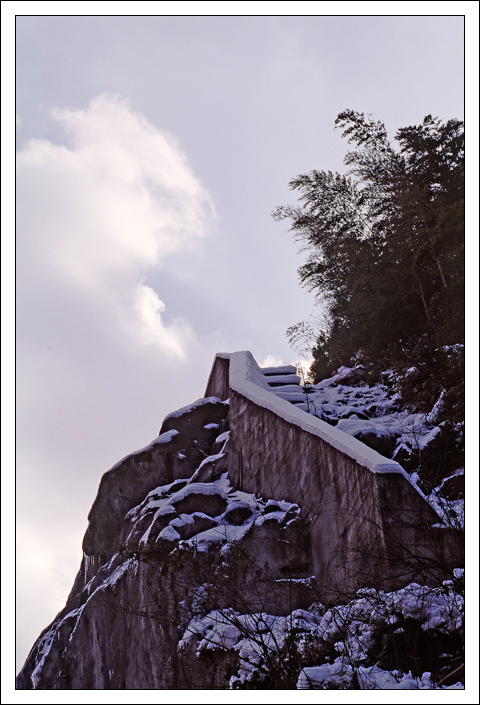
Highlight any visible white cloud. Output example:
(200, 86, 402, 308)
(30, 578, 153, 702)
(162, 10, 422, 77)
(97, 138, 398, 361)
(17, 94, 215, 355)
(260, 354, 289, 368)
(129, 283, 191, 357)
(15, 95, 219, 672)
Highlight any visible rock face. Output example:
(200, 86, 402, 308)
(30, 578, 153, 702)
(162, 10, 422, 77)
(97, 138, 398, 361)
(16, 352, 462, 690)
(16, 393, 314, 689)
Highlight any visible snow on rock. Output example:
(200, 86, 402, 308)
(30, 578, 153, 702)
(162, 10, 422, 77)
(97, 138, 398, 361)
(158, 525, 181, 542)
(19, 355, 464, 690)
(297, 662, 463, 689)
(180, 574, 464, 690)
(188, 452, 226, 484)
(297, 661, 354, 689)
(422, 472, 465, 530)
(109, 429, 179, 471)
(215, 431, 230, 444)
(125, 427, 300, 552)
(315, 365, 367, 388)
(162, 396, 223, 420)
(312, 582, 464, 655)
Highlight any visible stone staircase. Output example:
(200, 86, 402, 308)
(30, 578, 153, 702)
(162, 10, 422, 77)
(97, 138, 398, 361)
(259, 363, 307, 406)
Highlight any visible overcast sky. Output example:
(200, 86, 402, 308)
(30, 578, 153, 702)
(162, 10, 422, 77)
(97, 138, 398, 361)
(11, 8, 469, 678)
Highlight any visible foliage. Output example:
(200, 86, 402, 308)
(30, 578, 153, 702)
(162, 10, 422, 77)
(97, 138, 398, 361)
(180, 569, 464, 689)
(274, 110, 464, 488)
(273, 110, 464, 393)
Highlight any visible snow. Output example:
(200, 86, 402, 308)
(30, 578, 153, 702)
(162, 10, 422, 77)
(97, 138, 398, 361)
(180, 575, 464, 690)
(213, 471, 231, 494)
(227, 490, 257, 507)
(421, 470, 465, 529)
(188, 452, 226, 483)
(31, 602, 91, 686)
(275, 576, 316, 585)
(224, 353, 458, 521)
(297, 661, 354, 689)
(125, 426, 299, 552)
(162, 396, 223, 420)
(187, 521, 251, 550)
(256, 510, 288, 525)
(31, 556, 139, 685)
(321, 366, 362, 387)
(263, 374, 301, 386)
(260, 364, 297, 376)
(318, 582, 463, 663)
(31, 631, 56, 688)
(101, 558, 136, 589)
(215, 431, 230, 444)
(170, 513, 195, 529)
(228, 351, 406, 475)
(109, 429, 179, 470)
(265, 387, 306, 403)
(159, 525, 181, 541)
(30, 352, 463, 688)
(171, 482, 228, 503)
(297, 662, 464, 689)
(137, 482, 228, 545)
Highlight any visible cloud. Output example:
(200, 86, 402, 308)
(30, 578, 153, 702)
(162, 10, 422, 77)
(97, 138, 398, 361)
(260, 354, 291, 368)
(15, 95, 219, 671)
(17, 94, 215, 355)
(129, 283, 192, 357)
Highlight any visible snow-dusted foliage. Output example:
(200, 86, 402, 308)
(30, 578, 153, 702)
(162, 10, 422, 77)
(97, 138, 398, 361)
(180, 577, 464, 689)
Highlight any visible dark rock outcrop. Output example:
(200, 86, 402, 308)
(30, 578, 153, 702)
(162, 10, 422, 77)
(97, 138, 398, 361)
(16, 391, 315, 690)
(16, 352, 462, 690)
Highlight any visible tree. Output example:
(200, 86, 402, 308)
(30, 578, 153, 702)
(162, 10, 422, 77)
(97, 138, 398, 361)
(274, 110, 464, 384)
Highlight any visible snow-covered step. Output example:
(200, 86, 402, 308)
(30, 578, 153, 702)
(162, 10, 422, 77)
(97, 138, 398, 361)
(267, 387, 306, 404)
(264, 374, 301, 387)
(260, 364, 304, 407)
(261, 364, 298, 376)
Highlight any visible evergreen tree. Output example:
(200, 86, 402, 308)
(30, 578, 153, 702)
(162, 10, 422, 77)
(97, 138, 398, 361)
(274, 110, 464, 393)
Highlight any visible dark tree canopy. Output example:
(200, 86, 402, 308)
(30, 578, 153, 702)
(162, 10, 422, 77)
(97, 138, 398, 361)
(274, 110, 464, 435)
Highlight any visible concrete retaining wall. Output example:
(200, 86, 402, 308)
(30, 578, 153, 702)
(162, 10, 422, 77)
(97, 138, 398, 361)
(205, 352, 462, 601)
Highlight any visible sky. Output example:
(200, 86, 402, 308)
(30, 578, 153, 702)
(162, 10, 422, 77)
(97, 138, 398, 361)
(7, 6, 473, 681)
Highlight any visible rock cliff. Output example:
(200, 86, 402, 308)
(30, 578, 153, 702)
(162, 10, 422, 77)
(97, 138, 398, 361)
(16, 352, 463, 690)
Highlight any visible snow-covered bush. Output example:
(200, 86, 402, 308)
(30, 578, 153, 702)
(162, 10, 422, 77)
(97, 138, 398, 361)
(179, 574, 464, 689)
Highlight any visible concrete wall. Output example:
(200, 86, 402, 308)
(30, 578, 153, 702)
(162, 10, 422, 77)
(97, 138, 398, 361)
(204, 353, 230, 399)
(205, 352, 462, 602)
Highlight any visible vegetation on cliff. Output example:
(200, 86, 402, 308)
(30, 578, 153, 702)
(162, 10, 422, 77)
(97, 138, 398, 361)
(274, 110, 464, 494)
(17, 359, 464, 690)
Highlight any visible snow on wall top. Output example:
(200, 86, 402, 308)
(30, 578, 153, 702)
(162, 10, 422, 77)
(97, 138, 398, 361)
(227, 351, 407, 477)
